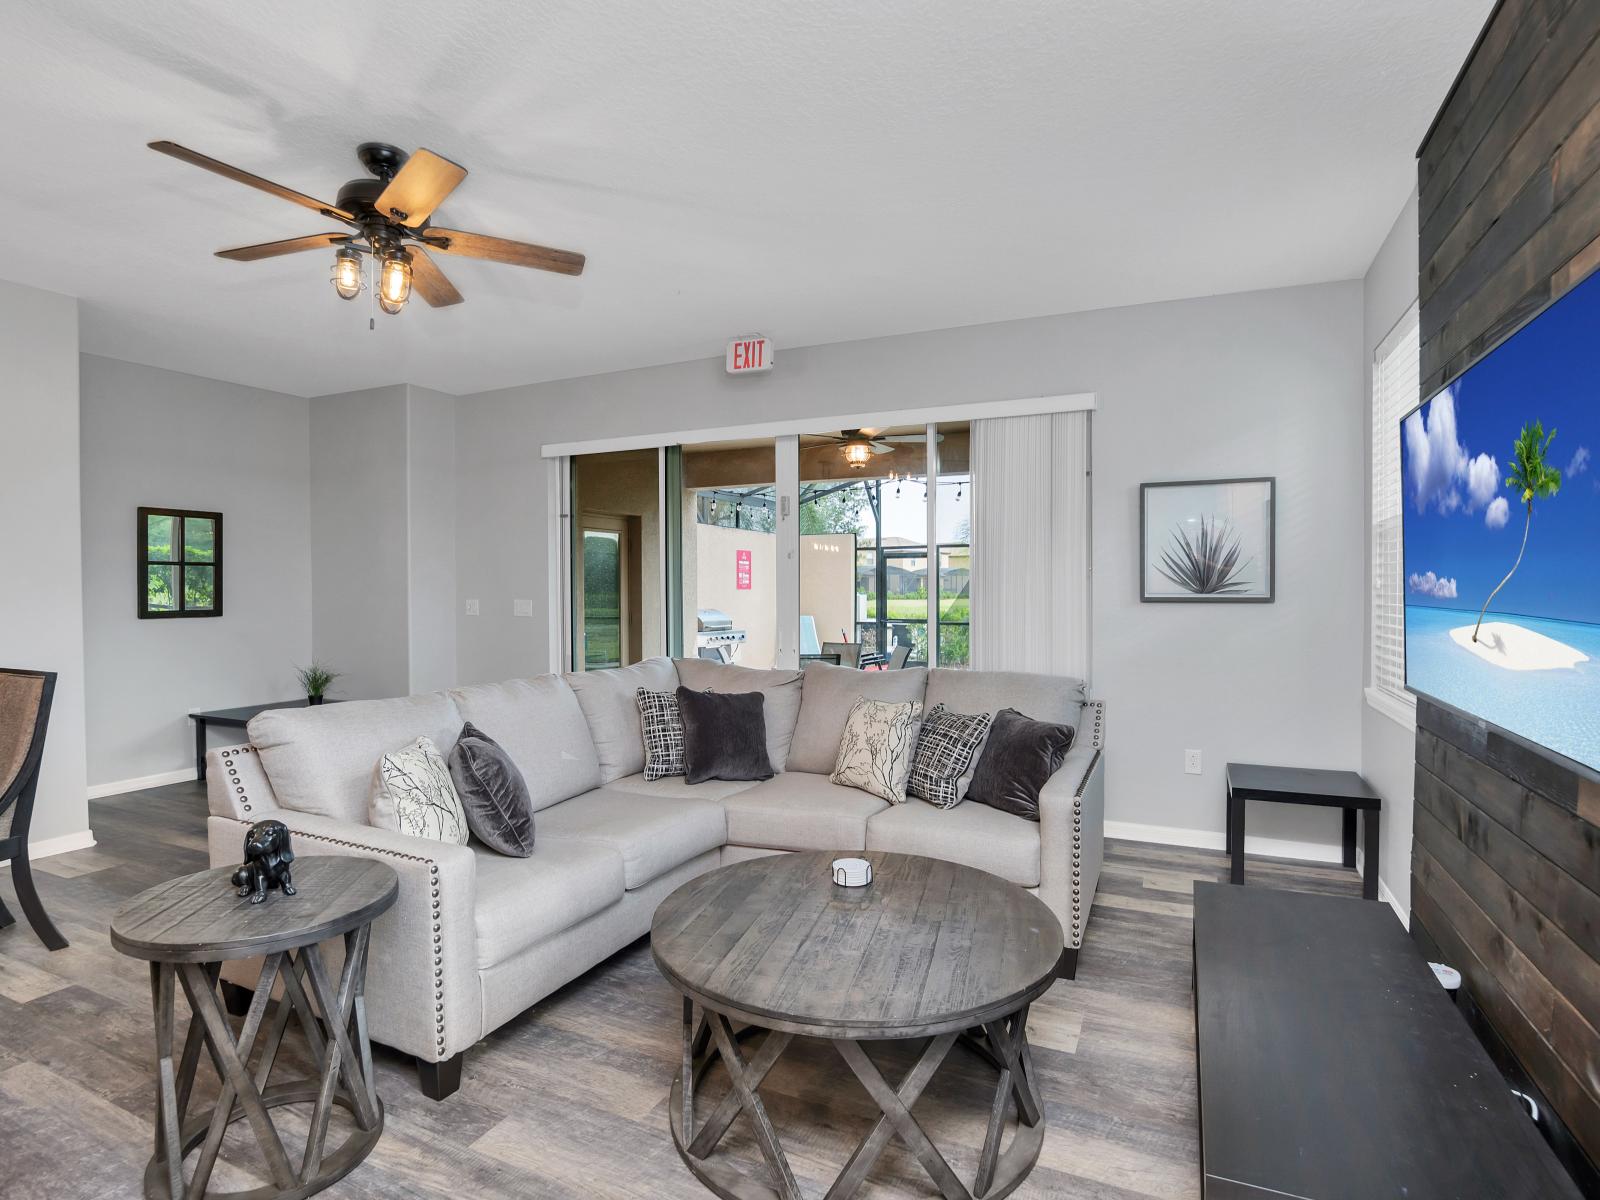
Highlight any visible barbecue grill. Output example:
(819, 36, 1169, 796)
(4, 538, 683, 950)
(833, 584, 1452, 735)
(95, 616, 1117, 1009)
(695, 608, 746, 663)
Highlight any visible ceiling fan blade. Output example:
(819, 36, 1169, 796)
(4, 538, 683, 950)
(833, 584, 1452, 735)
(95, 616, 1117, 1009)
(149, 141, 355, 222)
(421, 228, 585, 275)
(375, 149, 467, 228)
(214, 233, 351, 262)
(408, 247, 464, 307)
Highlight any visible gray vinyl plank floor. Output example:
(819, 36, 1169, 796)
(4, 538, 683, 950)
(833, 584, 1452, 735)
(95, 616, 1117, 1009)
(0, 781, 1363, 1199)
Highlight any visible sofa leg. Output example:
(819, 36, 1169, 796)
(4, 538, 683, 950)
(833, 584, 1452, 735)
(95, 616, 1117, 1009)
(220, 980, 255, 1017)
(417, 1052, 464, 1101)
(1056, 947, 1080, 980)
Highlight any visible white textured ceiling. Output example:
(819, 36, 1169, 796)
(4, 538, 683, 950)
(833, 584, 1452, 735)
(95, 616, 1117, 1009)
(2, 1, 1489, 397)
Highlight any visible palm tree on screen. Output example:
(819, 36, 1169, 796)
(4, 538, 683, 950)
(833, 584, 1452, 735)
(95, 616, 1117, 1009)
(1473, 420, 1562, 642)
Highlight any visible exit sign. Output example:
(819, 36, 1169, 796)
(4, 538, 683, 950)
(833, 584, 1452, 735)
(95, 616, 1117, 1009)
(726, 335, 774, 374)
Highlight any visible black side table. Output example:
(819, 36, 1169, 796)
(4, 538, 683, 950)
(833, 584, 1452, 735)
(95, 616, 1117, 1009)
(111, 857, 398, 1199)
(1225, 763, 1381, 900)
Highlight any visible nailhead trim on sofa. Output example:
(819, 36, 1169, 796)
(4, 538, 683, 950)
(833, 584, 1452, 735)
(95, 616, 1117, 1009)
(221, 745, 260, 815)
(225, 814, 452, 1063)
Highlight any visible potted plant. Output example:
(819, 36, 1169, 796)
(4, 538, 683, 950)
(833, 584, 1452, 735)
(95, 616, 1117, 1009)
(295, 663, 340, 706)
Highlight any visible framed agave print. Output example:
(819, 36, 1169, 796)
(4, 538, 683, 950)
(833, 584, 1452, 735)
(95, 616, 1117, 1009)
(1140, 478, 1275, 603)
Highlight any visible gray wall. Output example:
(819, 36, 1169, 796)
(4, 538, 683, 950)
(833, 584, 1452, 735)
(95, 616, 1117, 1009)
(406, 386, 458, 694)
(456, 281, 1367, 849)
(79, 356, 312, 786)
(310, 386, 411, 700)
(1361, 191, 1421, 918)
(0, 280, 89, 845)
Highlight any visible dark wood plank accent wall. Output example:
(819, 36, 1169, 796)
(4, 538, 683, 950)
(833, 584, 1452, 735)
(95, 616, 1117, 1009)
(1417, 0, 1600, 393)
(1414, 3, 1600, 1172)
(1411, 699, 1600, 1168)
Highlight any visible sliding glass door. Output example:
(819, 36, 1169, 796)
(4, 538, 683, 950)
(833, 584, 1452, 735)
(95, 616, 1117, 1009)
(564, 421, 974, 671)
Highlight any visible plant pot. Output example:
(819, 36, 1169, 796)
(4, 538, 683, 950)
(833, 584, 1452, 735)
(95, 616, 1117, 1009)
(307, 695, 324, 706)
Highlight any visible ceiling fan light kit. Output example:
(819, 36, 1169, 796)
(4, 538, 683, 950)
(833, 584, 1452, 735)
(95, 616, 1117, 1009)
(149, 139, 585, 319)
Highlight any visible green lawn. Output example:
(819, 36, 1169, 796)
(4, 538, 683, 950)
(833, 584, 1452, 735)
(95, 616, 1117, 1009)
(864, 596, 969, 621)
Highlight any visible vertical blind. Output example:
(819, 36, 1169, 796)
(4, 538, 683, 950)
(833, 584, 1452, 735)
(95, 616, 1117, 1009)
(970, 411, 1091, 680)
(1371, 303, 1419, 706)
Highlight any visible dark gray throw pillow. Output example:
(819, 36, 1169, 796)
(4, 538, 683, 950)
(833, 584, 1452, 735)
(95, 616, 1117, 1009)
(447, 721, 535, 856)
(966, 708, 1074, 821)
(677, 687, 775, 784)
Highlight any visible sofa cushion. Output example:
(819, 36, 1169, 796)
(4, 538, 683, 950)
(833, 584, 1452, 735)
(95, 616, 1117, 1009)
(607, 772, 763, 803)
(721, 771, 887, 851)
(673, 659, 804, 770)
(249, 692, 463, 824)
(537, 788, 726, 889)
(449, 677, 601, 811)
(471, 839, 625, 969)
(866, 797, 1041, 888)
(449, 722, 536, 857)
(679, 688, 775, 783)
(369, 736, 470, 845)
(830, 697, 923, 804)
(967, 709, 1074, 821)
(565, 658, 679, 784)
(925, 668, 1085, 730)
(786, 662, 928, 774)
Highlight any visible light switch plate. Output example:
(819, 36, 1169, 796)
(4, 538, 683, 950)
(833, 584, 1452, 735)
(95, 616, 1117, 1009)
(464, 598, 480, 616)
(1184, 749, 1203, 775)
(513, 598, 533, 618)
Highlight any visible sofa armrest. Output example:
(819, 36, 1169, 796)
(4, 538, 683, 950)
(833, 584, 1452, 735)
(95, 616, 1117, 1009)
(1038, 701, 1106, 952)
(207, 812, 482, 1063)
(206, 745, 280, 820)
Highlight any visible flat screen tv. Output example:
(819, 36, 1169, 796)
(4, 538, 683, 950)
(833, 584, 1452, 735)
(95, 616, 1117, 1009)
(1402, 268, 1600, 774)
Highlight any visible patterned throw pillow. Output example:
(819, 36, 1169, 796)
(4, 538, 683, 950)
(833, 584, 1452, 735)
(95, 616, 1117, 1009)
(907, 703, 994, 809)
(636, 688, 686, 780)
(830, 696, 924, 804)
(369, 736, 469, 844)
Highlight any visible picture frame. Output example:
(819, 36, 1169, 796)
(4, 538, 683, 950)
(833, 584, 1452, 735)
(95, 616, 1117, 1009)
(1140, 477, 1275, 603)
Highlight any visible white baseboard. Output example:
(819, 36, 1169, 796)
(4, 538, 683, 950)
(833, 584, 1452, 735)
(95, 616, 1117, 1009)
(1378, 877, 1409, 929)
(1104, 819, 1343, 865)
(28, 829, 97, 860)
(87, 767, 198, 799)
(1105, 819, 1414, 926)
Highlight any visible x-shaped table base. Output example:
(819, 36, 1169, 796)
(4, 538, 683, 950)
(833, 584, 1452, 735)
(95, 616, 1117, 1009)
(142, 927, 384, 1200)
(668, 998, 1045, 1200)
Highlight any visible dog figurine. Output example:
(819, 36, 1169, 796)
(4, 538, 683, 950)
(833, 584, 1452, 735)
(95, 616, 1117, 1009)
(231, 819, 296, 904)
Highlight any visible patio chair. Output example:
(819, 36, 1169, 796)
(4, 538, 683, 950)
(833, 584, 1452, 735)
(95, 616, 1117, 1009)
(0, 669, 68, 950)
(820, 641, 862, 669)
(885, 644, 912, 670)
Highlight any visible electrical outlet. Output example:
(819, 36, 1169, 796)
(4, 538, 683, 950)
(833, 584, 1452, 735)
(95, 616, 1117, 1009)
(464, 598, 480, 616)
(1184, 749, 1203, 775)
(513, 598, 534, 618)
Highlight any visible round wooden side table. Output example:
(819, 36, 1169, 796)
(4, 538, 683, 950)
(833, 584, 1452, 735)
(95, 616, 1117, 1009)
(111, 856, 398, 1200)
(652, 850, 1063, 1200)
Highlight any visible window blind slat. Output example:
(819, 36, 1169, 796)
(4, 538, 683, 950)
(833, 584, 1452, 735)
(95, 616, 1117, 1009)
(1370, 303, 1419, 707)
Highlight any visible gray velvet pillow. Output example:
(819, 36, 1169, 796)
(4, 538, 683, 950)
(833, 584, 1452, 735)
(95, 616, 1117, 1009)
(677, 688, 775, 784)
(447, 721, 535, 856)
(966, 708, 1073, 821)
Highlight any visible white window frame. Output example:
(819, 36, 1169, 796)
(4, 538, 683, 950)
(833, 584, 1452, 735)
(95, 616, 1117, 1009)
(1368, 302, 1419, 730)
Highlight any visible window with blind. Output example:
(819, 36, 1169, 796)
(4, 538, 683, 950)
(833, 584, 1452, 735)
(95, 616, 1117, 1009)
(1370, 303, 1419, 718)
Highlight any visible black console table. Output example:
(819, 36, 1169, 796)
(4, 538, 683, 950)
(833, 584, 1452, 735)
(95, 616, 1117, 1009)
(1226, 762, 1380, 899)
(190, 702, 330, 782)
(1193, 883, 1579, 1199)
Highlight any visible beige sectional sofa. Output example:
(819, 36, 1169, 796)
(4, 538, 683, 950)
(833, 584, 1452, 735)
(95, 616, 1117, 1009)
(205, 657, 1105, 1099)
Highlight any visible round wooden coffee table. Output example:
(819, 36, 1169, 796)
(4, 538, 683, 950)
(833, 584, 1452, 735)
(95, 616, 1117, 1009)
(111, 857, 397, 1200)
(652, 850, 1063, 1200)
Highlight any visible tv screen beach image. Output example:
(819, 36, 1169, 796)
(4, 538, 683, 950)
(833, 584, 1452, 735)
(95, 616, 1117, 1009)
(1403, 268, 1600, 774)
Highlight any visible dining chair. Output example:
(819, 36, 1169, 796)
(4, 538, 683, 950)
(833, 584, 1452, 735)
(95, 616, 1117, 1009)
(820, 641, 862, 669)
(0, 668, 68, 950)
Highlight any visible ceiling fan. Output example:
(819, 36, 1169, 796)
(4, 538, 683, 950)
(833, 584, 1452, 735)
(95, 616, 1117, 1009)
(822, 428, 944, 469)
(148, 140, 585, 317)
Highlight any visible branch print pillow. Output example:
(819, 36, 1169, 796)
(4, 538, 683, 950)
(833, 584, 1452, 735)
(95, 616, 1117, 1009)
(830, 696, 924, 804)
(369, 735, 470, 845)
